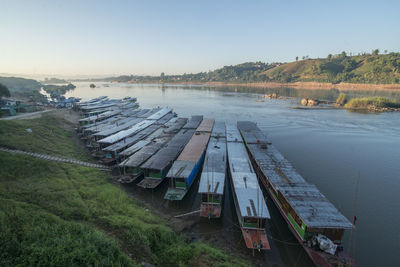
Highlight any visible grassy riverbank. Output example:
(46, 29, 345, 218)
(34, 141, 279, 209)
(344, 97, 400, 110)
(0, 112, 248, 266)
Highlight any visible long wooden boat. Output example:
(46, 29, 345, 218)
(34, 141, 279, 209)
(198, 121, 227, 218)
(118, 117, 188, 183)
(226, 124, 271, 250)
(137, 116, 203, 189)
(164, 118, 214, 200)
(237, 121, 355, 266)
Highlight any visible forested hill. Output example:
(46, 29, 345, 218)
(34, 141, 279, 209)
(107, 51, 400, 84)
(0, 77, 42, 93)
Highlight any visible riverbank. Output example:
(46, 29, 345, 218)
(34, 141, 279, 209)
(171, 81, 400, 91)
(0, 111, 249, 266)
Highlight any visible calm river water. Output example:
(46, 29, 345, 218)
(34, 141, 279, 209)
(67, 82, 400, 267)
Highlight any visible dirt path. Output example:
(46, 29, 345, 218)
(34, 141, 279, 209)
(0, 109, 53, 121)
(0, 146, 109, 171)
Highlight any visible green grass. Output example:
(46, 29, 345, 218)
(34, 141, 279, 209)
(0, 114, 248, 266)
(0, 113, 89, 161)
(344, 97, 400, 109)
(336, 93, 348, 105)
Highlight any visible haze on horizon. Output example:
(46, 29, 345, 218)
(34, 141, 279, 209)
(1, 0, 399, 78)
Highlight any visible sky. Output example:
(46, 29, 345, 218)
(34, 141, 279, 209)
(1, 0, 399, 77)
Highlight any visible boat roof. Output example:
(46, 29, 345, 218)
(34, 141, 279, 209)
(120, 118, 188, 168)
(141, 129, 195, 171)
(227, 141, 270, 219)
(198, 172, 225, 195)
(196, 118, 215, 132)
(183, 115, 203, 129)
(154, 112, 175, 125)
(120, 142, 164, 168)
(103, 124, 161, 152)
(79, 109, 122, 123)
(239, 121, 352, 229)
(277, 183, 353, 229)
(198, 135, 227, 195)
(176, 132, 211, 162)
(166, 160, 196, 179)
(94, 118, 144, 137)
(99, 119, 155, 144)
(119, 140, 150, 157)
(226, 124, 242, 142)
(147, 107, 173, 120)
(211, 121, 227, 138)
(237, 121, 269, 144)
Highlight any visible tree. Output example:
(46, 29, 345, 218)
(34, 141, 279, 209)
(327, 54, 332, 61)
(372, 49, 379, 56)
(0, 83, 11, 99)
(384, 49, 388, 54)
(341, 51, 347, 57)
(296, 56, 298, 61)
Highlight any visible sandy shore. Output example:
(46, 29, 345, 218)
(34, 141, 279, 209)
(169, 81, 400, 91)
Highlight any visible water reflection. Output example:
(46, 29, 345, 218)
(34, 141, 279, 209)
(66, 82, 400, 267)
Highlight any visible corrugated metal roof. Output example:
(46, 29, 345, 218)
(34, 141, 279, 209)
(121, 142, 164, 168)
(183, 115, 203, 129)
(147, 107, 172, 120)
(277, 183, 353, 228)
(137, 108, 162, 118)
(211, 121, 227, 138)
(99, 119, 155, 144)
(196, 118, 215, 133)
(141, 129, 195, 171)
(226, 124, 242, 142)
(103, 124, 161, 152)
(176, 132, 210, 162)
(239, 121, 352, 229)
(94, 118, 144, 137)
(118, 140, 150, 157)
(81, 102, 117, 111)
(237, 121, 269, 145)
(227, 141, 270, 219)
(198, 130, 227, 195)
(166, 161, 196, 179)
(154, 112, 175, 125)
(198, 172, 225, 195)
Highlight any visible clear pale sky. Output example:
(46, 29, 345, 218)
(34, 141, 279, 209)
(1, 0, 399, 77)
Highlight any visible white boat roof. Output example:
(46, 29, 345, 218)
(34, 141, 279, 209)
(98, 119, 155, 144)
(94, 118, 144, 137)
(198, 124, 227, 195)
(147, 107, 173, 120)
(198, 172, 225, 195)
(227, 141, 270, 219)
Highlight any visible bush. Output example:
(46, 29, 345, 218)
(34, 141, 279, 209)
(345, 97, 400, 109)
(336, 93, 347, 105)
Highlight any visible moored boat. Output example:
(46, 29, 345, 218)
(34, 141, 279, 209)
(118, 117, 187, 183)
(237, 121, 355, 266)
(137, 116, 203, 189)
(198, 121, 227, 218)
(164, 118, 214, 200)
(226, 124, 271, 250)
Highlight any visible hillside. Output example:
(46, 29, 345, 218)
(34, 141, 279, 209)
(0, 112, 248, 266)
(262, 52, 400, 84)
(106, 51, 400, 85)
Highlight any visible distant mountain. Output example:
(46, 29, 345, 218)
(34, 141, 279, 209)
(106, 51, 400, 84)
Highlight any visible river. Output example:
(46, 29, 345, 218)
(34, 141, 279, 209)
(66, 82, 400, 267)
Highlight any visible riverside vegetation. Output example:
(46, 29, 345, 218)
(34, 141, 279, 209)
(0, 112, 248, 266)
(104, 50, 400, 85)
